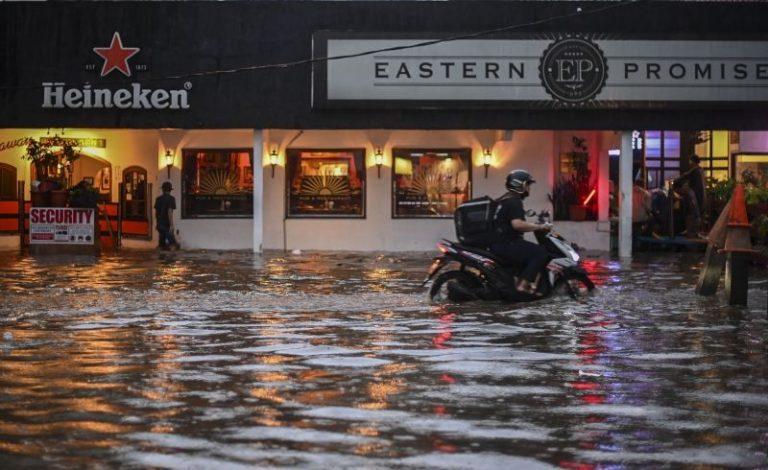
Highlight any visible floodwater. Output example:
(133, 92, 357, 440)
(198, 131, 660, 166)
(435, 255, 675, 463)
(0, 250, 767, 469)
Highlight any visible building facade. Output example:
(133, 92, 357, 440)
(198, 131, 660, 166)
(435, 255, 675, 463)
(1, 1, 767, 253)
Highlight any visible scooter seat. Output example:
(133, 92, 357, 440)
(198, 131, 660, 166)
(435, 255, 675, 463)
(453, 243, 519, 268)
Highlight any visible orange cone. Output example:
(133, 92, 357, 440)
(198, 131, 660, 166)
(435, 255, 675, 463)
(722, 184, 755, 254)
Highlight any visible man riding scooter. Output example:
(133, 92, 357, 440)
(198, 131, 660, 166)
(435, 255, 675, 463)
(489, 170, 553, 296)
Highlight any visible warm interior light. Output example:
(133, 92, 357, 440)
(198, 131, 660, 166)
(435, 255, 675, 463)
(483, 149, 492, 166)
(582, 188, 597, 207)
(269, 150, 279, 166)
(737, 154, 768, 163)
(374, 149, 384, 166)
(164, 149, 174, 167)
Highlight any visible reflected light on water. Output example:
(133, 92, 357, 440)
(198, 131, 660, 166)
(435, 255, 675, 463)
(0, 250, 766, 468)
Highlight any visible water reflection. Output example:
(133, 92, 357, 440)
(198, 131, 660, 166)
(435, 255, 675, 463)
(0, 250, 766, 468)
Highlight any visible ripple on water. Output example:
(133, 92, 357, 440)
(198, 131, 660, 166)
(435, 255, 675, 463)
(429, 361, 544, 378)
(302, 356, 392, 368)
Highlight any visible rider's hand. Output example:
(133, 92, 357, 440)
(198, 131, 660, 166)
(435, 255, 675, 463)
(538, 223, 553, 232)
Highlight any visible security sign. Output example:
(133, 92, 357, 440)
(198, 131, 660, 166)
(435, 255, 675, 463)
(30, 208, 95, 245)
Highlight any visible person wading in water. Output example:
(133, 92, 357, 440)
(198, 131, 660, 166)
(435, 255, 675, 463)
(154, 181, 180, 250)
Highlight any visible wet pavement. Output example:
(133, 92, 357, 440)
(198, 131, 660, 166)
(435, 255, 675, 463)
(0, 249, 767, 469)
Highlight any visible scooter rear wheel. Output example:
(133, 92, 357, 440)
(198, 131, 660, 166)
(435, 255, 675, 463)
(429, 270, 482, 302)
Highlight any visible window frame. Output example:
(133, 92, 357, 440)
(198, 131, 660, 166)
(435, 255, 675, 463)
(391, 147, 473, 220)
(697, 131, 731, 181)
(181, 148, 254, 220)
(284, 148, 367, 219)
(644, 130, 681, 190)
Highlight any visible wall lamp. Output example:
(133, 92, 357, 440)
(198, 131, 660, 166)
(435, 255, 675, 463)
(374, 148, 384, 178)
(164, 149, 174, 179)
(269, 149, 279, 178)
(482, 148, 492, 178)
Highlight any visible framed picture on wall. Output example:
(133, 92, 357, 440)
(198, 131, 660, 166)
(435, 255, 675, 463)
(101, 167, 111, 191)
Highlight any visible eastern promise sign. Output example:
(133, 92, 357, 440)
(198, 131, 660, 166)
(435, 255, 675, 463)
(313, 34, 768, 108)
(30, 208, 95, 245)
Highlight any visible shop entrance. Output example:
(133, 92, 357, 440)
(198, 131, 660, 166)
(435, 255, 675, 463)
(72, 154, 111, 203)
(120, 166, 152, 239)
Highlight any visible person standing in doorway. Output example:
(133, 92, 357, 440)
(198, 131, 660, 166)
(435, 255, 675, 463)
(155, 181, 180, 250)
(681, 154, 707, 227)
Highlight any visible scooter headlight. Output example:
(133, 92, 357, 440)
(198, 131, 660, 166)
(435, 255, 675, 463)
(571, 250, 580, 262)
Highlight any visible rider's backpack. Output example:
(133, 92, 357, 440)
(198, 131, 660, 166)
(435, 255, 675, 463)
(454, 196, 500, 247)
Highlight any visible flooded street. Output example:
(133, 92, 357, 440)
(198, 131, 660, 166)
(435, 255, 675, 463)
(0, 250, 767, 469)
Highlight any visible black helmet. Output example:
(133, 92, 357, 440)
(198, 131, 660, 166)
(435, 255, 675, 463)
(162, 181, 173, 192)
(505, 170, 536, 194)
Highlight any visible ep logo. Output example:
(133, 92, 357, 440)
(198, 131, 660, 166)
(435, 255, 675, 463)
(540, 37, 608, 104)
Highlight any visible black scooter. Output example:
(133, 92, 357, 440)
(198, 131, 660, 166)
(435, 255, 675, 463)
(423, 211, 595, 302)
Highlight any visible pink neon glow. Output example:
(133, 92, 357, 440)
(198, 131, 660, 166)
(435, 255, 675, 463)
(582, 188, 596, 207)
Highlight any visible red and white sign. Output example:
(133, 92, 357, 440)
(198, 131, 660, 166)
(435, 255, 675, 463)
(30, 208, 95, 245)
(40, 31, 191, 110)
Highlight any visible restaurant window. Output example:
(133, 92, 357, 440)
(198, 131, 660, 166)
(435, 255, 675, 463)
(0, 163, 17, 200)
(392, 148, 471, 218)
(181, 149, 253, 218)
(286, 149, 365, 218)
(695, 130, 731, 181)
(644, 130, 680, 190)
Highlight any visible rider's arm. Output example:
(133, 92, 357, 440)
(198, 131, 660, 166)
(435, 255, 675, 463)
(511, 219, 549, 232)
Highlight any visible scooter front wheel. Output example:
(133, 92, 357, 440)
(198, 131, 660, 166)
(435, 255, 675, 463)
(429, 270, 482, 302)
(557, 270, 596, 299)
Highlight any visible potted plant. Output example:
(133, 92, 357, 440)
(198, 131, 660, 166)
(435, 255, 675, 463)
(706, 177, 734, 220)
(550, 176, 578, 221)
(68, 181, 99, 208)
(23, 135, 79, 206)
(551, 136, 593, 221)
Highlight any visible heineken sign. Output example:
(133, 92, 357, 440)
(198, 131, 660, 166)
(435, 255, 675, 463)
(313, 34, 768, 108)
(42, 82, 190, 110)
(41, 32, 190, 111)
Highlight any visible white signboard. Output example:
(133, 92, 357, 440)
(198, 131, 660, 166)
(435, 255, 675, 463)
(30, 208, 95, 245)
(316, 35, 768, 107)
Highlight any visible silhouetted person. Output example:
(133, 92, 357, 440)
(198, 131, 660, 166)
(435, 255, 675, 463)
(154, 181, 179, 250)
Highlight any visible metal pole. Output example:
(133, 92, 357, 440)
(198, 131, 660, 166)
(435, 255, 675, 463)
(252, 129, 264, 253)
(619, 131, 633, 258)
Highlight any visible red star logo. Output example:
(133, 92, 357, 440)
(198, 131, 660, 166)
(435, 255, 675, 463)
(93, 32, 140, 78)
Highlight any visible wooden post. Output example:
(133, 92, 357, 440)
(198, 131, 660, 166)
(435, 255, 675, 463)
(724, 252, 749, 306)
(696, 198, 731, 296)
(17, 180, 25, 249)
(695, 244, 727, 296)
(117, 183, 124, 249)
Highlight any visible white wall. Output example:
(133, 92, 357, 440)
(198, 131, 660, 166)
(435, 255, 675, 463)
(262, 129, 557, 251)
(160, 129, 254, 250)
